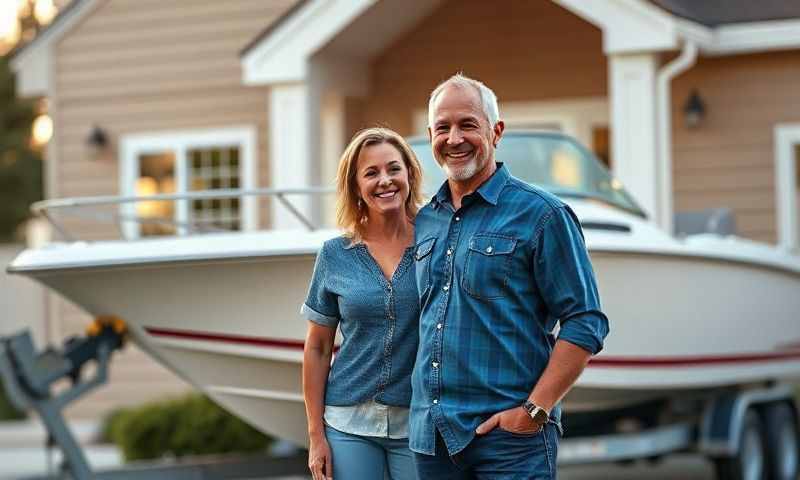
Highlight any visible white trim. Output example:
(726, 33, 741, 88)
(269, 84, 311, 229)
(555, 0, 800, 57)
(706, 19, 800, 56)
(673, 18, 714, 47)
(609, 53, 659, 221)
(554, 0, 678, 54)
(774, 125, 800, 252)
(242, 0, 377, 85)
(9, 0, 99, 97)
(119, 126, 259, 239)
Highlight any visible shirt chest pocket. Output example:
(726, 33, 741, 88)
(414, 237, 436, 296)
(461, 233, 517, 300)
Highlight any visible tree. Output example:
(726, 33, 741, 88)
(0, 54, 42, 243)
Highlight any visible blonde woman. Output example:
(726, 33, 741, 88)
(302, 128, 424, 480)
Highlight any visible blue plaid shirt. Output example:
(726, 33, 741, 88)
(409, 164, 609, 455)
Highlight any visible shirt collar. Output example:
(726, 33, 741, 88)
(432, 162, 509, 208)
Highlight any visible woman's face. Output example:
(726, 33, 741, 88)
(355, 142, 410, 218)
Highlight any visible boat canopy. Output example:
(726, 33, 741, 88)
(409, 131, 646, 218)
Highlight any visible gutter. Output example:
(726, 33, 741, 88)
(656, 40, 697, 235)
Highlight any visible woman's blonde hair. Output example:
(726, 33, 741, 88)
(335, 127, 424, 242)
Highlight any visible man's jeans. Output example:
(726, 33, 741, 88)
(413, 423, 558, 479)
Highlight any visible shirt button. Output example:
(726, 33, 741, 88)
(442, 284, 449, 291)
(433, 399, 439, 404)
(446, 249, 452, 256)
(486, 246, 493, 254)
(436, 323, 443, 330)
(455, 216, 461, 222)
(432, 362, 439, 368)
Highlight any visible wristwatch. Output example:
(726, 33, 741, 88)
(522, 400, 549, 428)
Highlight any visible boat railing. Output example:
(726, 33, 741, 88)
(30, 187, 336, 242)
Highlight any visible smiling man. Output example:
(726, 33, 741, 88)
(409, 74, 610, 479)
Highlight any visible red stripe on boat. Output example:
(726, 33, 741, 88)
(145, 326, 307, 350)
(145, 327, 800, 367)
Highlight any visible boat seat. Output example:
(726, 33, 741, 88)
(674, 208, 736, 237)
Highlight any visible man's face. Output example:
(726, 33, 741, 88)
(428, 85, 502, 182)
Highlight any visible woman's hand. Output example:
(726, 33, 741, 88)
(308, 432, 333, 480)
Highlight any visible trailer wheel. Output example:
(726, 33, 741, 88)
(714, 409, 767, 480)
(763, 402, 799, 480)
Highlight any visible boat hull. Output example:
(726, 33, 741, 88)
(22, 238, 800, 446)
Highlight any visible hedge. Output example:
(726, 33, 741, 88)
(0, 387, 26, 421)
(102, 394, 271, 462)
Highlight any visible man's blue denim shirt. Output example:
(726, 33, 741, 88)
(410, 163, 609, 456)
(302, 236, 419, 407)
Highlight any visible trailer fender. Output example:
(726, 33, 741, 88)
(698, 384, 795, 457)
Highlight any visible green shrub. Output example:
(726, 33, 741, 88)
(0, 386, 26, 421)
(102, 394, 271, 462)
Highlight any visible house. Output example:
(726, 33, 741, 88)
(10, 0, 800, 419)
(8, 0, 300, 418)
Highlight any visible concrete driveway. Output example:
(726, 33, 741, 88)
(561, 454, 715, 479)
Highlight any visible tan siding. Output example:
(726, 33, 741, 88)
(51, 0, 298, 418)
(672, 50, 800, 243)
(362, 0, 606, 136)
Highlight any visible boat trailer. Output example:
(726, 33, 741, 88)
(0, 321, 307, 480)
(0, 318, 126, 479)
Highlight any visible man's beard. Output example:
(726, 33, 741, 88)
(441, 156, 479, 181)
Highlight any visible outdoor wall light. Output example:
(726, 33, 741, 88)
(86, 125, 109, 159)
(683, 89, 706, 129)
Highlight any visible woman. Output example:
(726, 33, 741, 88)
(301, 128, 424, 480)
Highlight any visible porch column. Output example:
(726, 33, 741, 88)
(269, 83, 312, 229)
(319, 92, 347, 227)
(609, 53, 660, 224)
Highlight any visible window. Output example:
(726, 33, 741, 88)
(774, 125, 800, 251)
(120, 127, 257, 239)
(189, 147, 241, 232)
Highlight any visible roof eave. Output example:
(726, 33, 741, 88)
(10, 0, 98, 97)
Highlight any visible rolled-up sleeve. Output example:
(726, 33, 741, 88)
(301, 242, 340, 329)
(533, 206, 609, 354)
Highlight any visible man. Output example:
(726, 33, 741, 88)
(410, 73, 609, 479)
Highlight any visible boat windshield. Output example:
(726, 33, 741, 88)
(409, 132, 645, 217)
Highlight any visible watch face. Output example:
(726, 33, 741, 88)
(533, 408, 549, 424)
(524, 402, 549, 424)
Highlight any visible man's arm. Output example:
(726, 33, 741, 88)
(477, 206, 607, 435)
(475, 340, 589, 434)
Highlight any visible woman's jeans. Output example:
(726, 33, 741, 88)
(413, 423, 559, 479)
(325, 425, 418, 480)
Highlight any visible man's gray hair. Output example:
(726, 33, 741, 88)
(427, 73, 500, 128)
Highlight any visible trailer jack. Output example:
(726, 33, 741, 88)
(0, 317, 127, 480)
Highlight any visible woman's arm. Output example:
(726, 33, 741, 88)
(303, 322, 336, 480)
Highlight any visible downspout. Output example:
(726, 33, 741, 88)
(656, 40, 697, 235)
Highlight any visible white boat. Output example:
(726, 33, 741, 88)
(7, 132, 800, 447)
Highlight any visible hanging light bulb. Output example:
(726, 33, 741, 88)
(0, 3, 21, 52)
(34, 0, 57, 26)
(31, 114, 54, 147)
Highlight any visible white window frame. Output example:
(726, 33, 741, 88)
(120, 126, 258, 239)
(413, 97, 609, 150)
(774, 124, 800, 251)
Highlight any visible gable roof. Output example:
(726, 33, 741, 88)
(650, 0, 800, 26)
(240, 0, 309, 56)
(8, 0, 88, 60)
